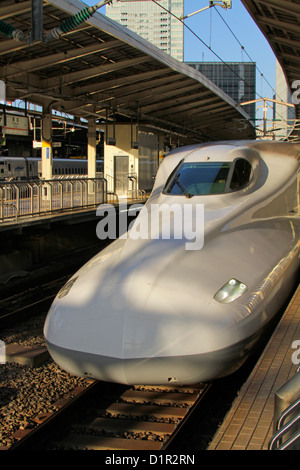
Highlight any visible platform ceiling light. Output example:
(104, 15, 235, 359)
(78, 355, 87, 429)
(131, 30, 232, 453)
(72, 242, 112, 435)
(180, 1, 231, 20)
(214, 278, 247, 304)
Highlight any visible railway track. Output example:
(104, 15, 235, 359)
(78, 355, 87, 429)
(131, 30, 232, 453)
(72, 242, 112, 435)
(8, 378, 209, 451)
(0, 276, 67, 328)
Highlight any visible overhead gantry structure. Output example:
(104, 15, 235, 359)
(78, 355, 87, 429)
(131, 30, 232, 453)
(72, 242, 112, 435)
(0, 0, 255, 178)
(242, 0, 300, 141)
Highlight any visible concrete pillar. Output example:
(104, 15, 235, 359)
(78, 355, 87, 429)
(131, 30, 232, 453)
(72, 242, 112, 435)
(104, 124, 139, 196)
(41, 108, 52, 180)
(87, 118, 96, 179)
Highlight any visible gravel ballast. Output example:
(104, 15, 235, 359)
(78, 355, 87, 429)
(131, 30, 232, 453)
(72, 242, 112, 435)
(0, 313, 89, 448)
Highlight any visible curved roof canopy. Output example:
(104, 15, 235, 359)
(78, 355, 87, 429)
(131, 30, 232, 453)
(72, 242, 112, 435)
(242, 0, 300, 140)
(0, 0, 255, 144)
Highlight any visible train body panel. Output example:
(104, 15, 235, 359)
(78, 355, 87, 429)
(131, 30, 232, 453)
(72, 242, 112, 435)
(44, 140, 300, 385)
(0, 156, 103, 180)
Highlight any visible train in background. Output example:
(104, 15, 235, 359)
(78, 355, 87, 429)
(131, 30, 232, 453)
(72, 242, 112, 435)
(44, 140, 300, 386)
(0, 156, 103, 180)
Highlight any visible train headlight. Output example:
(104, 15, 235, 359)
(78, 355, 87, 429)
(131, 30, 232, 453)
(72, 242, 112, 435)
(57, 277, 78, 299)
(214, 278, 247, 303)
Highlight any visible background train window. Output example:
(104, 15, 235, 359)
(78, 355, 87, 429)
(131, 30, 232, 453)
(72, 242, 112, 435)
(164, 162, 231, 196)
(230, 159, 252, 190)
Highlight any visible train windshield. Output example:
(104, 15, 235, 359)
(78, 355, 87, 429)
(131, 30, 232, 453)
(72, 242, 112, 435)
(163, 161, 231, 196)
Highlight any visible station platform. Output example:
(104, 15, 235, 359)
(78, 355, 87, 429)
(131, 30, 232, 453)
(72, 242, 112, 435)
(208, 284, 300, 451)
(0, 196, 145, 234)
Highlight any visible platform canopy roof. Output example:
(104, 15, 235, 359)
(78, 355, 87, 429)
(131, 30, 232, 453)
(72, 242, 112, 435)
(0, 0, 255, 144)
(242, 0, 300, 141)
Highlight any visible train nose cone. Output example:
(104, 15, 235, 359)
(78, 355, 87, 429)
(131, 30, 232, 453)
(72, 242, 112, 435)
(44, 266, 237, 385)
(44, 237, 241, 385)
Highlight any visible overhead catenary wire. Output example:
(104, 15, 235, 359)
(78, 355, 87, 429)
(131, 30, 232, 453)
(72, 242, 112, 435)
(151, 0, 293, 132)
(213, 6, 284, 103)
(151, 0, 259, 103)
(213, 6, 293, 127)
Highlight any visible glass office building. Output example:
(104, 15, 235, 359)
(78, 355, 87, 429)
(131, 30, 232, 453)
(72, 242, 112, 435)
(106, 0, 184, 62)
(186, 62, 256, 121)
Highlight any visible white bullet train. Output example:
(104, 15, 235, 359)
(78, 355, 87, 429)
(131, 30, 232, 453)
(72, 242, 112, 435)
(44, 140, 300, 385)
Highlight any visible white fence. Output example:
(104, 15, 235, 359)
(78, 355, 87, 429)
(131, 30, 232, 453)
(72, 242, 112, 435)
(0, 177, 107, 222)
(0, 177, 147, 223)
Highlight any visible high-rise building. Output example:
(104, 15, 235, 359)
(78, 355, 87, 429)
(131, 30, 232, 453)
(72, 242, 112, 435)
(186, 62, 256, 121)
(106, 0, 184, 62)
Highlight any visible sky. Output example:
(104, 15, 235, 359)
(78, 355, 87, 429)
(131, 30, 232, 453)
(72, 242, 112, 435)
(182, 1, 276, 95)
(83, 0, 278, 122)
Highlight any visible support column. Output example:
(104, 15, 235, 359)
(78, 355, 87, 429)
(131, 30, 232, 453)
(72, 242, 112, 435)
(41, 107, 52, 180)
(87, 118, 96, 179)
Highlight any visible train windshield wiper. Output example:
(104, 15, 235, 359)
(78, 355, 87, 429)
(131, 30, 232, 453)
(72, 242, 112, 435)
(174, 176, 193, 198)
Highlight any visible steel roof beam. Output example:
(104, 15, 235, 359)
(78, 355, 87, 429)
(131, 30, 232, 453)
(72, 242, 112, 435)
(0, 39, 122, 78)
(7, 68, 175, 108)
(191, 109, 242, 128)
(112, 79, 199, 105)
(284, 64, 300, 76)
(269, 35, 300, 50)
(141, 93, 217, 115)
(0, 1, 31, 20)
(281, 53, 300, 65)
(74, 68, 172, 96)
(116, 106, 200, 137)
(0, 39, 28, 56)
(62, 77, 194, 112)
(254, 0, 300, 16)
(201, 106, 240, 121)
(110, 75, 193, 99)
(152, 97, 226, 117)
(41, 56, 151, 89)
(0, 23, 94, 57)
(0, 0, 255, 141)
(256, 15, 300, 36)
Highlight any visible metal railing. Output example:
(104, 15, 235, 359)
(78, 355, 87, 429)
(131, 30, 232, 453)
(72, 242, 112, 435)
(0, 177, 107, 222)
(269, 397, 300, 450)
(268, 371, 300, 450)
(0, 176, 147, 223)
(105, 173, 147, 202)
